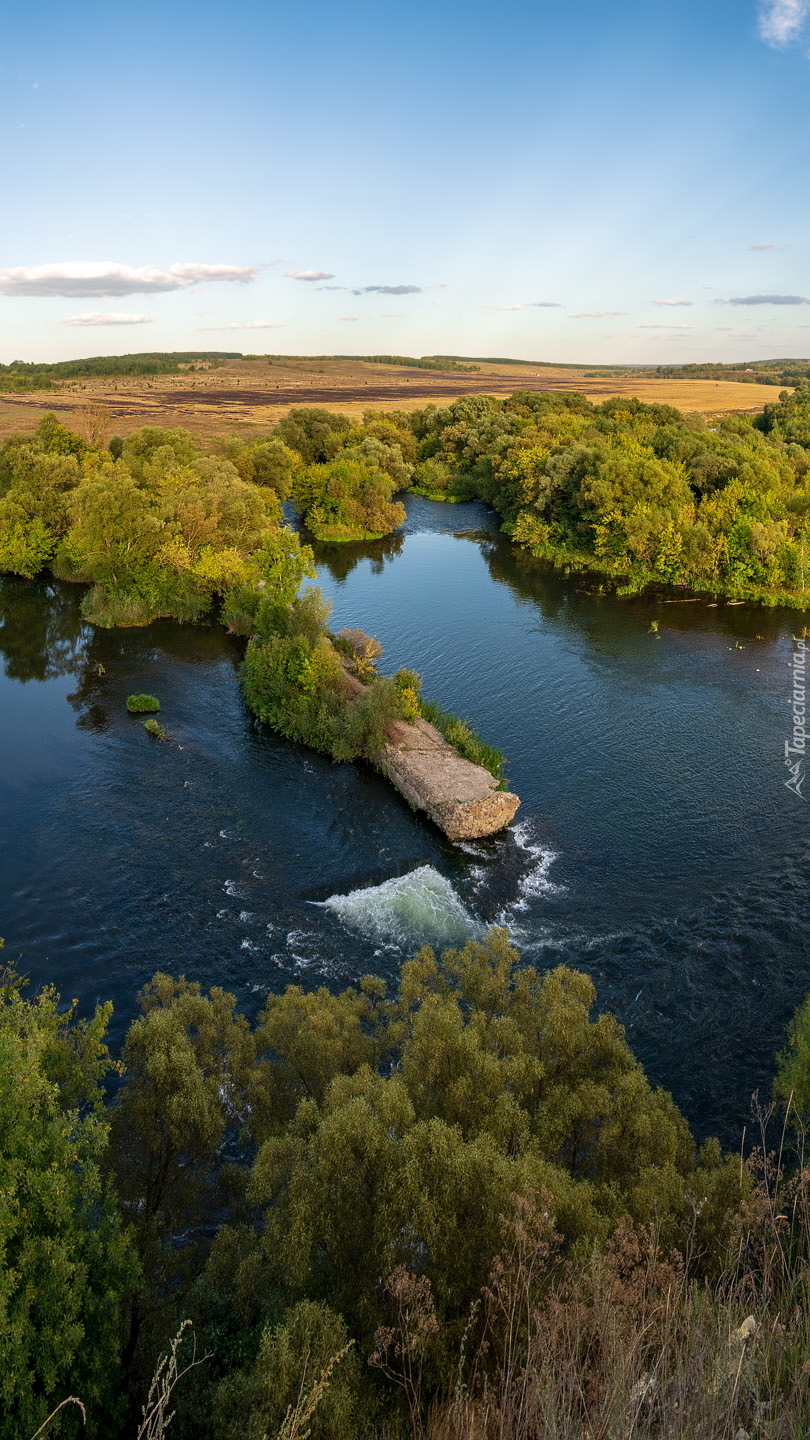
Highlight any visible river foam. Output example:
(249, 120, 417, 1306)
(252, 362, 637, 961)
(318, 865, 482, 948)
(506, 821, 561, 912)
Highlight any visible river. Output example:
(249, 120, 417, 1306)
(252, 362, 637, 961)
(1, 495, 807, 1142)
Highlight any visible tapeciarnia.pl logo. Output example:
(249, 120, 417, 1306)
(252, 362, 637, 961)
(785, 636, 807, 798)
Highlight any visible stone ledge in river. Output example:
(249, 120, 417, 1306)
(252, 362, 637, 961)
(376, 715, 520, 842)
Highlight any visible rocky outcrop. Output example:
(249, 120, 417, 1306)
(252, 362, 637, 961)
(376, 715, 520, 842)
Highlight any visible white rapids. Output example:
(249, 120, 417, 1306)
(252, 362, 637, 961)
(319, 864, 482, 948)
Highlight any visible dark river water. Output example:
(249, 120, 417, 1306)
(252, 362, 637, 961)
(1, 495, 808, 1143)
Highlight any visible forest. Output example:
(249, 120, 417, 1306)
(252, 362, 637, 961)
(5, 383, 810, 610)
(0, 354, 241, 391)
(3, 929, 810, 1440)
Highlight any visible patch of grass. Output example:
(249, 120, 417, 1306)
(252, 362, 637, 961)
(419, 697, 506, 784)
(142, 717, 170, 740)
(127, 694, 160, 714)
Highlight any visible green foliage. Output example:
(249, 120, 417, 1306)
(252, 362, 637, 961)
(273, 408, 352, 465)
(4, 931, 799, 1438)
(0, 961, 134, 1439)
(333, 628, 383, 680)
(108, 974, 256, 1406)
(407, 386, 810, 604)
(293, 454, 406, 541)
(653, 357, 810, 386)
(92, 929, 738, 1435)
(394, 667, 422, 720)
(270, 407, 413, 538)
(213, 1302, 360, 1440)
(242, 609, 403, 763)
(143, 718, 169, 739)
(774, 990, 810, 1124)
(0, 420, 303, 627)
(127, 694, 160, 713)
(248, 438, 299, 500)
(410, 455, 466, 500)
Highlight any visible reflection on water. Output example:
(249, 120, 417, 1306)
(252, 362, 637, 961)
(0, 577, 88, 683)
(310, 530, 404, 584)
(1, 495, 808, 1144)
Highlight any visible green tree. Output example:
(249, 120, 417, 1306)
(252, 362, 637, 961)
(109, 974, 256, 1406)
(774, 991, 810, 1125)
(213, 1300, 360, 1440)
(294, 455, 406, 541)
(0, 954, 134, 1439)
(274, 408, 352, 464)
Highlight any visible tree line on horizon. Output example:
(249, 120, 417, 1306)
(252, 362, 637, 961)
(649, 359, 810, 386)
(0, 354, 241, 391)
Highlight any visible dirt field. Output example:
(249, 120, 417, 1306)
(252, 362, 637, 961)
(0, 355, 787, 443)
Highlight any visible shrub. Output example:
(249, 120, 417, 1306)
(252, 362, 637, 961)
(394, 668, 422, 720)
(142, 718, 169, 740)
(126, 694, 160, 714)
(334, 628, 383, 680)
(213, 1301, 360, 1440)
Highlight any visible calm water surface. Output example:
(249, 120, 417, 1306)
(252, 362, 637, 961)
(1, 495, 807, 1141)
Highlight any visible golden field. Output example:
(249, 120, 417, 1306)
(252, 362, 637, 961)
(0, 354, 788, 441)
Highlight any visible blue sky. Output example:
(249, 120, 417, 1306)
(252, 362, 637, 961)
(2, 0, 809, 364)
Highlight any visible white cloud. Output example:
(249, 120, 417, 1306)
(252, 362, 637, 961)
(284, 269, 335, 281)
(758, 0, 809, 46)
(653, 298, 693, 307)
(353, 284, 421, 295)
(639, 323, 695, 330)
(484, 300, 562, 312)
(198, 320, 285, 330)
(340, 315, 359, 321)
(167, 263, 257, 285)
(749, 242, 778, 250)
(726, 293, 810, 304)
(61, 312, 153, 326)
(569, 311, 627, 319)
(0, 261, 258, 298)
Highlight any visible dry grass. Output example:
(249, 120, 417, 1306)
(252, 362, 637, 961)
(370, 1129, 810, 1440)
(0, 356, 787, 444)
